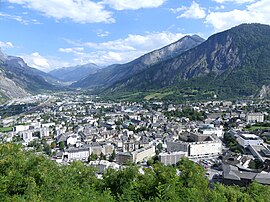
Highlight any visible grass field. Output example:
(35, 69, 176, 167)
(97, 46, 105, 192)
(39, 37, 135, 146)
(245, 126, 270, 132)
(144, 91, 173, 100)
(0, 126, 13, 133)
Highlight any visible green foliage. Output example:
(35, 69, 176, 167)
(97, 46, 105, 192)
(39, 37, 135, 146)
(88, 152, 98, 162)
(43, 144, 52, 156)
(109, 150, 116, 162)
(59, 141, 65, 150)
(224, 133, 243, 153)
(100, 152, 106, 160)
(164, 108, 206, 121)
(0, 126, 13, 133)
(0, 143, 270, 201)
(156, 143, 163, 155)
(248, 159, 263, 170)
(0, 144, 113, 202)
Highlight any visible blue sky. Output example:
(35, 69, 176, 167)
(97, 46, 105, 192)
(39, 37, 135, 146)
(0, 0, 269, 72)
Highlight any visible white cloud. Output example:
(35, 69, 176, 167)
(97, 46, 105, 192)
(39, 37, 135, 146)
(0, 12, 41, 25)
(59, 47, 84, 54)
(0, 41, 14, 49)
(102, 0, 167, 10)
(173, 1, 206, 19)
(6, 0, 114, 24)
(96, 29, 110, 37)
(62, 31, 186, 66)
(21, 52, 70, 72)
(213, 0, 254, 4)
(205, 0, 270, 31)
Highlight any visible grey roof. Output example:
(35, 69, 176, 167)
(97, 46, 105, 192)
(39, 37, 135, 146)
(254, 173, 270, 185)
(65, 144, 91, 152)
(223, 163, 270, 184)
(57, 134, 68, 143)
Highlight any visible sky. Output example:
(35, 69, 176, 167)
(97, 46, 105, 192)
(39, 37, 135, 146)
(0, 0, 270, 72)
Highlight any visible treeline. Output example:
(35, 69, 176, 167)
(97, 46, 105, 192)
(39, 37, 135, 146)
(0, 143, 269, 201)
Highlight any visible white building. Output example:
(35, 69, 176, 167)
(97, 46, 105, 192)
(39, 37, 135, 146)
(42, 123, 55, 128)
(63, 145, 91, 161)
(198, 124, 224, 138)
(14, 125, 29, 132)
(40, 127, 50, 137)
(19, 131, 33, 143)
(159, 151, 188, 165)
(134, 146, 155, 163)
(67, 134, 79, 146)
(116, 146, 155, 164)
(246, 113, 264, 123)
(166, 134, 222, 158)
(188, 140, 222, 157)
(237, 133, 264, 148)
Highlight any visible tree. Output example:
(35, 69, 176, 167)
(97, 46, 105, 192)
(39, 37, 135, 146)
(44, 144, 52, 156)
(51, 142, 56, 149)
(156, 143, 163, 154)
(146, 158, 154, 166)
(109, 150, 116, 162)
(127, 124, 135, 132)
(88, 153, 98, 162)
(59, 141, 65, 150)
(100, 152, 106, 160)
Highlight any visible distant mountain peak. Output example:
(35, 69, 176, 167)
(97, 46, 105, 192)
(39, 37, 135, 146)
(73, 34, 205, 88)
(49, 63, 100, 82)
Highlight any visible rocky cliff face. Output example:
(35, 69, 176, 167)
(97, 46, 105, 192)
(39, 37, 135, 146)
(72, 35, 205, 88)
(106, 23, 270, 99)
(0, 68, 29, 99)
(0, 50, 61, 102)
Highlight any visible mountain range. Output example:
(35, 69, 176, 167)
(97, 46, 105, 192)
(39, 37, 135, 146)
(1, 23, 270, 103)
(73, 23, 270, 101)
(49, 63, 100, 83)
(72, 34, 205, 88)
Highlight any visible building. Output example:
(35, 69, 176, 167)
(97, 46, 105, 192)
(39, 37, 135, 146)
(89, 160, 120, 173)
(116, 146, 155, 164)
(166, 133, 222, 158)
(19, 130, 33, 143)
(198, 124, 224, 138)
(248, 144, 270, 162)
(40, 127, 50, 137)
(159, 151, 187, 165)
(246, 113, 264, 123)
(63, 145, 91, 161)
(222, 164, 270, 186)
(67, 134, 79, 146)
(116, 152, 133, 164)
(14, 125, 29, 132)
(236, 133, 263, 148)
(188, 138, 222, 157)
(134, 146, 155, 163)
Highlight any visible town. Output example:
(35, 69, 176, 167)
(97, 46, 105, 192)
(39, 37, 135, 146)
(1, 93, 270, 186)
